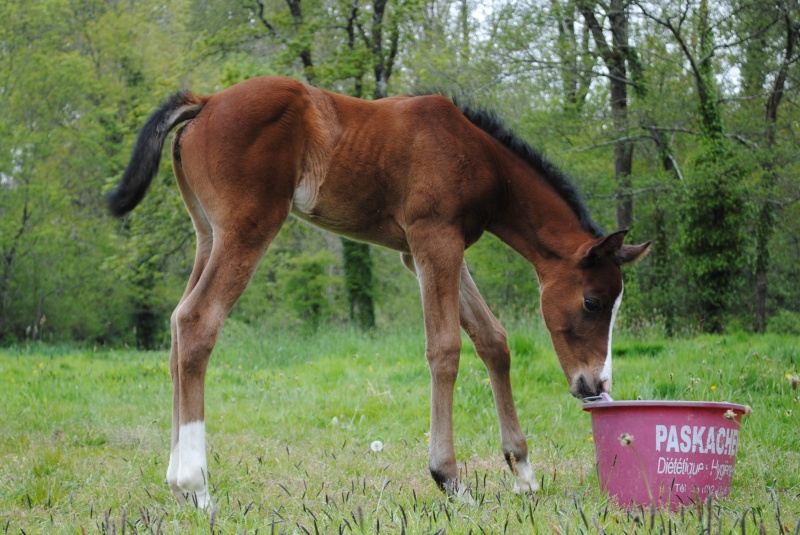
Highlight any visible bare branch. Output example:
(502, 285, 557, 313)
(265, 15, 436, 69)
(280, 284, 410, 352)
(573, 134, 653, 152)
(644, 126, 759, 149)
(254, 0, 279, 37)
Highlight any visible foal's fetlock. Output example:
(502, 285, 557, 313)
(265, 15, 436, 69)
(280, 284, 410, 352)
(504, 451, 539, 493)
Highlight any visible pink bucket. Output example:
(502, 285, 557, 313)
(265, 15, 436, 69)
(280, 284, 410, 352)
(583, 399, 749, 510)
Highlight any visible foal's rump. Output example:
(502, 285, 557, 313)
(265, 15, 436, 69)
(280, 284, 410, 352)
(107, 77, 323, 220)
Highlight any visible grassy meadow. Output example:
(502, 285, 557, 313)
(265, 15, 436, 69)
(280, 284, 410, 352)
(0, 319, 798, 534)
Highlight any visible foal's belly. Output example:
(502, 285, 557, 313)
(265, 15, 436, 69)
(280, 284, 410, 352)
(291, 200, 410, 252)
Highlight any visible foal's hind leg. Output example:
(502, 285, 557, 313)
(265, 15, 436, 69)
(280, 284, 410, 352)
(166, 161, 214, 503)
(171, 225, 284, 507)
(166, 237, 212, 503)
(169, 187, 292, 507)
(458, 262, 539, 492)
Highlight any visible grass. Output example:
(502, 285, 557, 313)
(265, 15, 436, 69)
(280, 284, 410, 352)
(0, 319, 798, 534)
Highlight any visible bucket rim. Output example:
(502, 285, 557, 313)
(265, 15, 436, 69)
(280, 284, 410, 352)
(582, 399, 750, 414)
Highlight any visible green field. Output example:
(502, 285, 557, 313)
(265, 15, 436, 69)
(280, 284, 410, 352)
(1, 321, 798, 534)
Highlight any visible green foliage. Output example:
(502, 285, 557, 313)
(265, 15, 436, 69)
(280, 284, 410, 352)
(277, 249, 344, 330)
(466, 234, 541, 317)
(679, 143, 755, 333)
(767, 310, 800, 335)
(0, 0, 799, 345)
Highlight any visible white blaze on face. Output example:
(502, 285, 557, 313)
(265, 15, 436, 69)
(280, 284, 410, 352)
(600, 286, 623, 392)
(176, 420, 211, 508)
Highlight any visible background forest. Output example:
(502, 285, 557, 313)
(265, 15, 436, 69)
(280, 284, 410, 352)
(1, 0, 799, 348)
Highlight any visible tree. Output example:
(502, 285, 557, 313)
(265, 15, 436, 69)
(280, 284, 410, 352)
(746, 2, 798, 331)
(636, 0, 758, 332)
(579, 0, 641, 231)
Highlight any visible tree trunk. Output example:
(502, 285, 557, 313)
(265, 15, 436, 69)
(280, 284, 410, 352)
(267, 0, 382, 329)
(342, 239, 376, 328)
(648, 125, 680, 336)
(754, 9, 795, 332)
(580, 0, 634, 230)
(0, 195, 31, 341)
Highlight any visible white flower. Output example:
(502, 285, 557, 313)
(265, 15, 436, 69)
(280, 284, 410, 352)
(370, 440, 384, 452)
(331, 416, 339, 426)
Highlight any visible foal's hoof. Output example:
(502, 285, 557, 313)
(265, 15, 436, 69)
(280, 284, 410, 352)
(186, 490, 212, 509)
(170, 487, 212, 509)
(169, 480, 212, 509)
(511, 457, 540, 494)
(514, 477, 540, 494)
(442, 479, 475, 504)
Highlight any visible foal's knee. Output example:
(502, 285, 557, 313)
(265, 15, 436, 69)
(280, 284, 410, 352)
(426, 337, 461, 384)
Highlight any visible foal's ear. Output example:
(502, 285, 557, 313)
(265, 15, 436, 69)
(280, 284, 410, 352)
(618, 240, 652, 266)
(581, 230, 651, 266)
(581, 230, 628, 265)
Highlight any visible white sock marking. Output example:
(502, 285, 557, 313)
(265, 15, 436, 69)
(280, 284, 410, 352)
(600, 286, 623, 392)
(166, 444, 181, 497)
(514, 456, 540, 493)
(177, 421, 211, 508)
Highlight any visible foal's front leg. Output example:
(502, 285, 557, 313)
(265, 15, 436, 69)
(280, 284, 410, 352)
(404, 235, 465, 494)
(458, 262, 539, 492)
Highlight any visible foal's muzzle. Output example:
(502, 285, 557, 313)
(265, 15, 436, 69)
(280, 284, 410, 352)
(571, 374, 605, 400)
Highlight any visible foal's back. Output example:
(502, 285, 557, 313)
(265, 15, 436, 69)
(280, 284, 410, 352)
(176, 76, 505, 252)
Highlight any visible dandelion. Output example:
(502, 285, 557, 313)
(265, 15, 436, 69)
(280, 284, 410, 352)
(370, 440, 384, 452)
(619, 432, 653, 504)
(32, 369, 38, 375)
(711, 385, 717, 391)
(483, 377, 491, 384)
(587, 436, 594, 442)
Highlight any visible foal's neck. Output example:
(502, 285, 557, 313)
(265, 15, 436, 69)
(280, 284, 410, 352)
(488, 152, 596, 269)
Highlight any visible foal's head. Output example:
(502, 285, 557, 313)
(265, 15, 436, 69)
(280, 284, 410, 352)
(539, 230, 650, 400)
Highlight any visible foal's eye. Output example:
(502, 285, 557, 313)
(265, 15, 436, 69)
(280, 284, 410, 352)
(584, 297, 602, 313)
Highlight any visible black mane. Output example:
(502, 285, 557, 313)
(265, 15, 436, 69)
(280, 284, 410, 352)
(413, 91, 604, 238)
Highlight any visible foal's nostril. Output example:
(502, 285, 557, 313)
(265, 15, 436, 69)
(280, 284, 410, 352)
(573, 375, 603, 399)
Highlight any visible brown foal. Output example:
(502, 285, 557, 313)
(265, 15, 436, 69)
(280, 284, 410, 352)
(108, 76, 650, 506)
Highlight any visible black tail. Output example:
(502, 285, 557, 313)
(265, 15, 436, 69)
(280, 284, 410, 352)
(106, 91, 205, 217)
